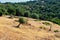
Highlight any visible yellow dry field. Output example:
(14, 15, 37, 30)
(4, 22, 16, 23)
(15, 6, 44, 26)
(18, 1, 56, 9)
(0, 16, 60, 40)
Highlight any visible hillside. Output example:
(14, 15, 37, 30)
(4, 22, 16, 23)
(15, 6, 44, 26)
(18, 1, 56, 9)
(0, 0, 60, 25)
(0, 16, 60, 40)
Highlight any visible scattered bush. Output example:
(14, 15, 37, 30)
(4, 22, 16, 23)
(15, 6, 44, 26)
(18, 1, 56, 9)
(39, 26, 46, 30)
(19, 17, 27, 24)
(16, 17, 27, 28)
(54, 30, 59, 32)
(42, 22, 50, 25)
(39, 27, 43, 29)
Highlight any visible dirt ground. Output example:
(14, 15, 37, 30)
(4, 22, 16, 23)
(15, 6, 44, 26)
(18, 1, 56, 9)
(0, 16, 60, 40)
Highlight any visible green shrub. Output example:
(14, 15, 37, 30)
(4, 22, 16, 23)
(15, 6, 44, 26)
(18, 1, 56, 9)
(19, 17, 27, 24)
(42, 22, 50, 25)
(39, 26, 46, 30)
(54, 30, 59, 32)
(16, 17, 27, 28)
(39, 27, 43, 29)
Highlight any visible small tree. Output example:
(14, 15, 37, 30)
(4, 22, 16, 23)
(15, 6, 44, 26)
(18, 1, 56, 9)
(54, 30, 59, 32)
(31, 13, 39, 19)
(16, 17, 27, 28)
(7, 7, 15, 18)
(16, 8, 24, 16)
(24, 11, 31, 17)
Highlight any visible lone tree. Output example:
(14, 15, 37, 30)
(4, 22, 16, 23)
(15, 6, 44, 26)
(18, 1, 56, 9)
(16, 17, 27, 28)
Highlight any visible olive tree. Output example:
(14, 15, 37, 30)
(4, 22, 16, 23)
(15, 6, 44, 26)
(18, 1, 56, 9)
(16, 17, 27, 28)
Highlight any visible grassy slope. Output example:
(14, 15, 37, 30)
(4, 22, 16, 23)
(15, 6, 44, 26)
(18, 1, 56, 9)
(0, 16, 60, 40)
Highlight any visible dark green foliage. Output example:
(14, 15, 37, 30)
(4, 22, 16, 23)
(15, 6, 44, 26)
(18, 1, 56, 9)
(16, 17, 27, 28)
(42, 22, 50, 25)
(51, 18, 60, 25)
(16, 8, 24, 16)
(0, 0, 60, 25)
(31, 13, 39, 19)
(7, 8, 16, 15)
(54, 30, 59, 32)
(19, 17, 27, 24)
(24, 11, 30, 17)
(0, 12, 2, 16)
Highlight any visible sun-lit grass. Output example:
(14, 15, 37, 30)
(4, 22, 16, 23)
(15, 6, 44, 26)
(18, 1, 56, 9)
(0, 16, 60, 40)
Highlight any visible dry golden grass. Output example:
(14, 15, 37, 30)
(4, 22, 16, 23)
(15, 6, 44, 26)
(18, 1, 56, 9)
(0, 16, 60, 40)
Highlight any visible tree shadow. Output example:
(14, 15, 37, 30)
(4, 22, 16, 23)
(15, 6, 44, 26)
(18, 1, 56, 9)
(13, 26, 19, 28)
(14, 20, 19, 22)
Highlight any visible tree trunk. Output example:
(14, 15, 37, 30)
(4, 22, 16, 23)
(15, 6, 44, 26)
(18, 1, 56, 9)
(17, 23, 21, 28)
(49, 25, 52, 31)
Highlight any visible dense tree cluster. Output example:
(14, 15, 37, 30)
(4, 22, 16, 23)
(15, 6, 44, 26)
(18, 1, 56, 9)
(0, 0, 60, 25)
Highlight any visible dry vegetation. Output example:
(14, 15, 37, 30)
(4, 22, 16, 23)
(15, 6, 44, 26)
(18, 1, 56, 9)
(0, 16, 60, 40)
